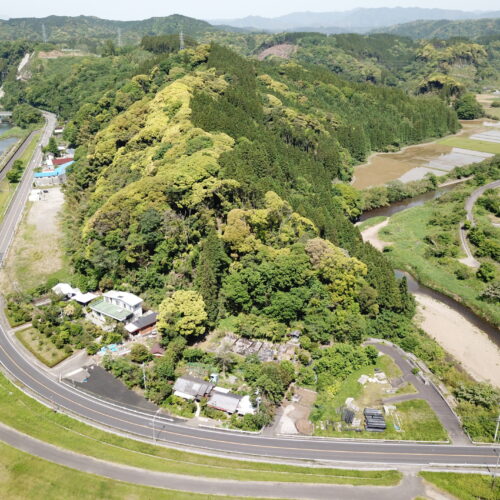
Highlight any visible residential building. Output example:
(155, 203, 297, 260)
(125, 311, 157, 336)
(103, 291, 143, 319)
(34, 160, 74, 186)
(173, 375, 214, 401)
(52, 282, 81, 299)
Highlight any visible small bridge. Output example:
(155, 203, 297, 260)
(0, 111, 12, 123)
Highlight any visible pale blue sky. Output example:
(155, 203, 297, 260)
(1, 1, 499, 21)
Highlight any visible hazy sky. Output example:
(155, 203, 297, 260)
(1, 1, 499, 21)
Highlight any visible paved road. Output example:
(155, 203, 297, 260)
(0, 111, 56, 266)
(0, 422, 432, 500)
(371, 343, 469, 445)
(0, 314, 497, 466)
(0, 113, 497, 468)
(459, 179, 500, 268)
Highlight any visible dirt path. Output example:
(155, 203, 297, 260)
(361, 219, 390, 250)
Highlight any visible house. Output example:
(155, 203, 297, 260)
(52, 157, 73, 166)
(54, 127, 64, 135)
(125, 311, 157, 336)
(72, 292, 98, 306)
(173, 375, 214, 401)
(103, 291, 143, 319)
(207, 390, 255, 416)
(208, 389, 241, 414)
(90, 290, 143, 325)
(52, 283, 81, 299)
(34, 160, 74, 186)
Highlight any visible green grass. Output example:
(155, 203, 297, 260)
(357, 216, 387, 232)
(0, 372, 401, 486)
(15, 327, 70, 367)
(0, 178, 16, 221)
(437, 136, 500, 155)
(0, 126, 29, 140)
(420, 471, 500, 500)
(17, 131, 41, 168)
(316, 399, 448, 442)
(380, 199, 500, 327)
(0, 440, 257, 500)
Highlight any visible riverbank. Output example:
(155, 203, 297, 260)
(360, 201, 500, 388)
(414, 293, 500, 387)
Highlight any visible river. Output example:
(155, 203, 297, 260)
(358, 181, 465, 222)
(361, 189, 500, 386)
(0, 123, 17, 158)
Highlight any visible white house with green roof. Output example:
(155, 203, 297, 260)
(90, 290, 143, 326)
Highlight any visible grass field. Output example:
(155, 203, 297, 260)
(0, 440, 256, 500)
(437, 136, 500, 155)
(0, 178, 16, 221)
(15, 327, 70, 367)
(0, 126, 28, 140)
(379, 199, 500, 327)
(0, 372, 401, 486)
(420, 471, 499, 500)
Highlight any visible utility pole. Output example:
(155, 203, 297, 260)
(152, 408, 161, 444)
(179, 29, 185, 51)
(491, 448, 499, 492)
(494, 414, 500, 443)
(142, 363, 147, 391)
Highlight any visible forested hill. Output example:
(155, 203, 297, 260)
(0, 15, 237, 44)
(57, 43, 457, 347)
(252, 32, 500, 93)
(373, 18, 500, 40)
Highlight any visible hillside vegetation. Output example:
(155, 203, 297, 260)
(373, 18, 500, 40)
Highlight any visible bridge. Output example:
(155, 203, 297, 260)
(0, 112, 12, 123)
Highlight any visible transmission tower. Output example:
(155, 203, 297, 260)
(117, 28, 122, 48)
(179, 29, 185, 51)
(42, 23, 47, 43)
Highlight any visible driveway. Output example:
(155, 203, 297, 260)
(367, 342, 470, 445)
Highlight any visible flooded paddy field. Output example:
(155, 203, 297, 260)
(353, 119, 498, 189)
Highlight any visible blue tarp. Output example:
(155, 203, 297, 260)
(34, 160, 74, 178)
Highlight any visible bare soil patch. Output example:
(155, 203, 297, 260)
(257, 44, 297, 61)
(0, 187, 68, 292)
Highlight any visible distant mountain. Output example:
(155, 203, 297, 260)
(372, 17, 500, 39)
(0, 14, 234, 44)
(210, 8, 500, 33)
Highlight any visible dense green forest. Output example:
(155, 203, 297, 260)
(372, 18, 500, 40)
(1, 28, 498, 434)
(252, 32, 500, 93)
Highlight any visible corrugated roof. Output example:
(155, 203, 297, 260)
(90, 298, 131, 322)
(208, 391, 241, 414)
(34, 160, 74, 178)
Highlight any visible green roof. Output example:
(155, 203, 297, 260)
(90, 298, 131, 322)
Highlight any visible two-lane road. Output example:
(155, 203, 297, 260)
(0, 112, 497, 467)
(0, 318, 497, 466)
(0, 112, 56, 265)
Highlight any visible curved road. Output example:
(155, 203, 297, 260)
(0, 114, 497, 469)
(459, 179, 500, 268)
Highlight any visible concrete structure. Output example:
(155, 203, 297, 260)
(103, 291, 143, 319)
